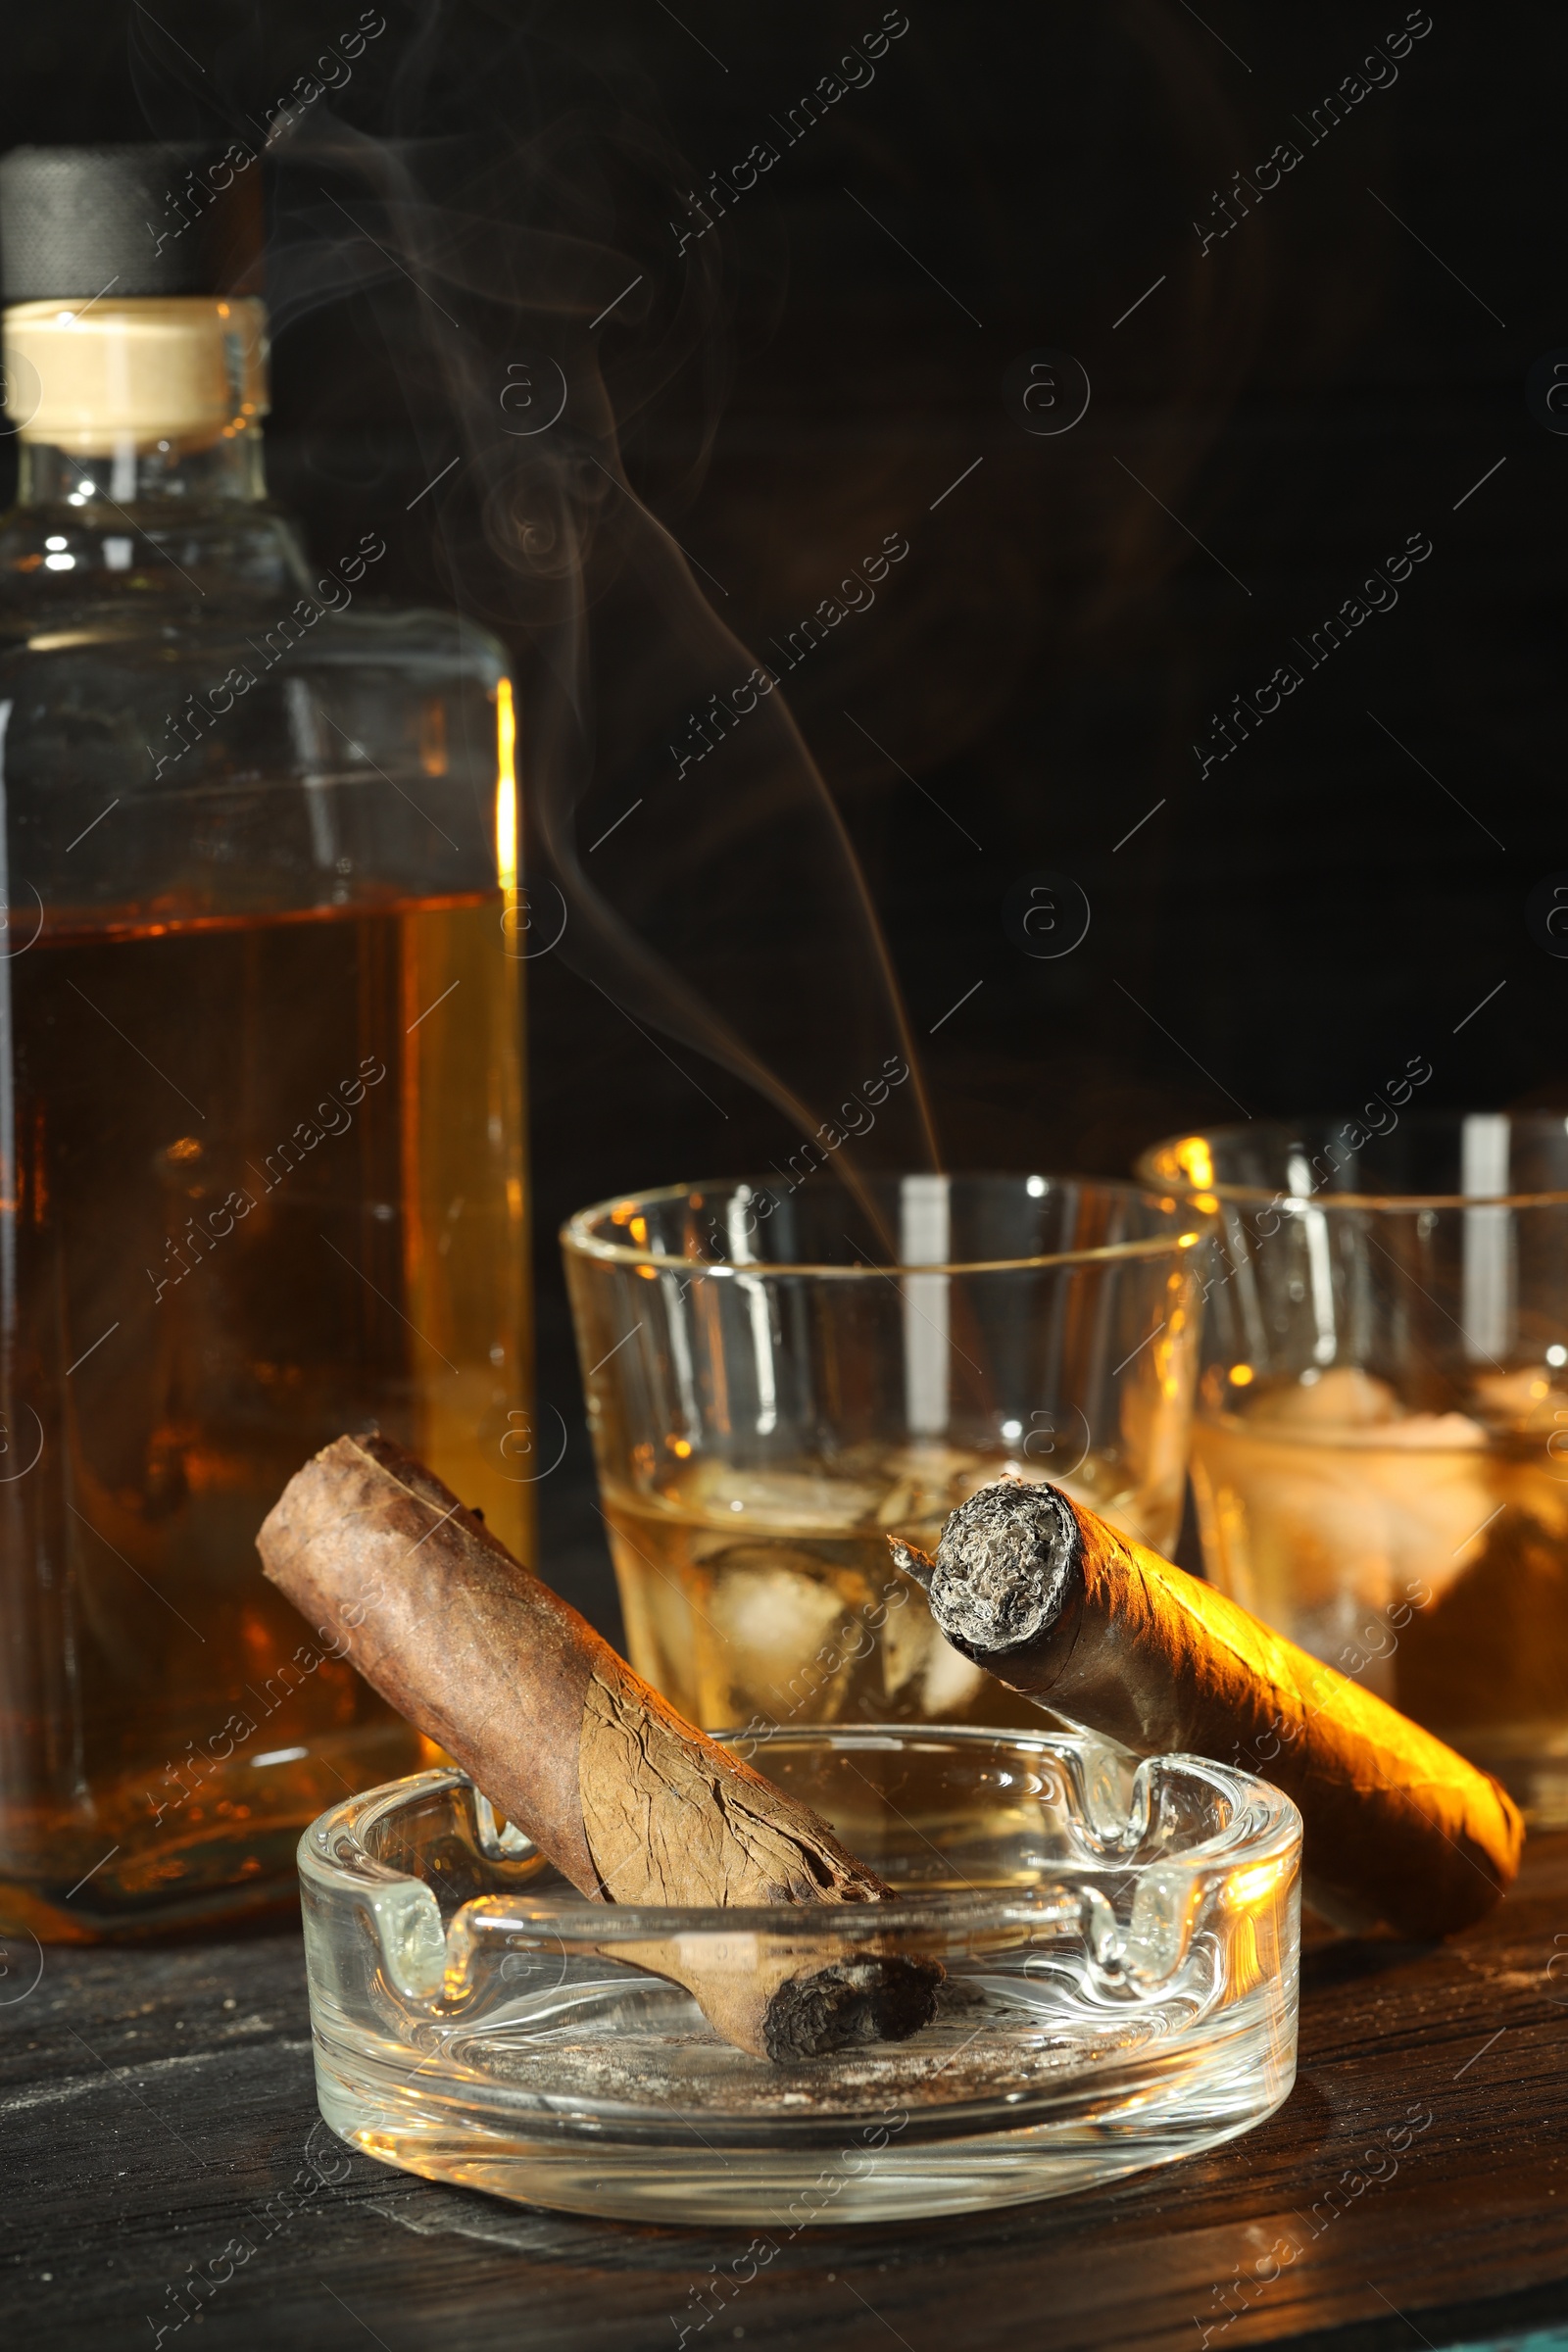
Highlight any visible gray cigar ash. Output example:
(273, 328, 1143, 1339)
(890, 1480, 1078, 1658)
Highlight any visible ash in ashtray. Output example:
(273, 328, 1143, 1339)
(449, 1983, 1167, 2118)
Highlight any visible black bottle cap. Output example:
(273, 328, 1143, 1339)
(0, 144, 265, 303)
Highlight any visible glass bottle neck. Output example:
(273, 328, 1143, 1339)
(14, 427, 268, 511)
(0, 420, 308, 606)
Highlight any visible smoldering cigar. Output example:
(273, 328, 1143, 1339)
(893, 1477, 1522, 1941)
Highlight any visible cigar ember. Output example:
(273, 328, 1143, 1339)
(891, 1479, 1523, 1940)
(260, 1435, 939, 2062)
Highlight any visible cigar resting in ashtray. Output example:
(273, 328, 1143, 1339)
(259, 1436, 939, 2062)
(892, 1479, 1522, 1939)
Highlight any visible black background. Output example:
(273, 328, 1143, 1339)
(3, 0, 1563, 1626)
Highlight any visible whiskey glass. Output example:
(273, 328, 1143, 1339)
(563, 1174, 1206, 1734)
(1139, 1114, 1568, 1821)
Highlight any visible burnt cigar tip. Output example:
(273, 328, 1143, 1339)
(926, 1479, 1079, 1659)
(762, 1954, 941, 2064)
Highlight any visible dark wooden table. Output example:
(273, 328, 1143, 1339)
(6, 1831, 1568, 2352)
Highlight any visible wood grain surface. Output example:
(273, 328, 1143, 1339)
(5, 1833, 1568, 2350)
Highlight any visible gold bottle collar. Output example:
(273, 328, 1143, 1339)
(1, 295, 270, 455)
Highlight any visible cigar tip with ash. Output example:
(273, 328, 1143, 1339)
(893, 1481, 1079, 1658)
(762, 1956, 937, 2064)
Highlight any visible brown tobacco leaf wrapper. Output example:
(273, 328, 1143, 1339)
(259, 1435, 938, 2060)
(892, 1480, 1522, 1939)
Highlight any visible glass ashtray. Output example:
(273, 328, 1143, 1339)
(301, 1726, 1300, 2225)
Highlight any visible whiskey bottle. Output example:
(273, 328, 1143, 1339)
(0, 144, 532, 1936)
